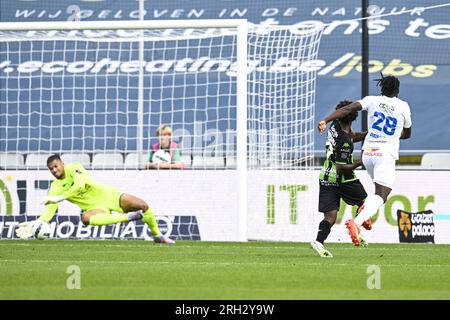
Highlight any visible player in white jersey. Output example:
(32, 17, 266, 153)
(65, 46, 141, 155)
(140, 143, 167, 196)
(317, 74, 412, 246)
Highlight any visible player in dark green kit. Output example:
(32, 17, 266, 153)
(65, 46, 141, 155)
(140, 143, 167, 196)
(311, 100, 371, 257)
(16, 154, 174, 244)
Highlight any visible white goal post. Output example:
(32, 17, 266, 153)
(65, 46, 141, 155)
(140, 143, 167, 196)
(0, 19, 323, 242)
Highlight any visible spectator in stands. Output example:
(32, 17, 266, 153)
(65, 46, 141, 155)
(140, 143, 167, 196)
(145, 124, 185, 169)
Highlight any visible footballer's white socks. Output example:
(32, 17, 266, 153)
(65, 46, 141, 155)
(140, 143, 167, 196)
(354, 194, 384, 226)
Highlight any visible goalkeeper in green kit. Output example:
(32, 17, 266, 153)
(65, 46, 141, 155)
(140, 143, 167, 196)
(16, 154, 175, 244)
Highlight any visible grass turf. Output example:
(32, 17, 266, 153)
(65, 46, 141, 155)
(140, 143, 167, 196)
(0, 240, 449, 300)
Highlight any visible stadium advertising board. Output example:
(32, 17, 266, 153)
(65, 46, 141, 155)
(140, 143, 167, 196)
(0, 215, 200, 241)
(247, 170, 450, 244)
(0, 170, 239, 241)
(397, 209, 435, 243)
(1, 170, 449, 243)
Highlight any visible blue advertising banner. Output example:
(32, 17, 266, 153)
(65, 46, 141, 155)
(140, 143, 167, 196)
(1, 0, 449, 152)
(0, 215, 201, 240)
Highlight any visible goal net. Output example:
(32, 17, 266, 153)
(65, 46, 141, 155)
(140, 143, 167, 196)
(0, 20, 322, 242)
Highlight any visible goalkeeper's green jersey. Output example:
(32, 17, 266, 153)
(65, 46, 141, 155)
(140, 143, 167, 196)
(40, 162, 123, 222)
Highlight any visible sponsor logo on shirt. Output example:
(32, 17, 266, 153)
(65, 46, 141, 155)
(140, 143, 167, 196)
(340, 142, 351, 153)
(370, 132, 382, 139)
(379, 103, 394, 112)
(363, 148, 383, 157)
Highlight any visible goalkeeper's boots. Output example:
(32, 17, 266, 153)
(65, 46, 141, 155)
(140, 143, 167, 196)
(311, 240, 333, 258)
(154, 235, 176, 245)
(345, 219, 361, 246)
(127, 210, 144, 221)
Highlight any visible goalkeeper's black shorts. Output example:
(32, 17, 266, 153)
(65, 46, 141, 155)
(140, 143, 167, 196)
(318, 180, 367, 213)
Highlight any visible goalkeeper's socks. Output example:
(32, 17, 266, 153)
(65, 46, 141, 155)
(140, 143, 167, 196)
(89, 213, 129, 226)
(141, 208, 162, 238)
(354, 194, 384, 226)
(316, 220, 331, 244)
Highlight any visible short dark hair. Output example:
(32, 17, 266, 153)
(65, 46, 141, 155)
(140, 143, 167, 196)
(374, 72, 400, 97)
(47, 154, 62, 165)
(335, 100, 358, 124)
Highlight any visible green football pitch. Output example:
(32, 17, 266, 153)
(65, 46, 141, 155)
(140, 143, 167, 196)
(0, 240, 449, 300)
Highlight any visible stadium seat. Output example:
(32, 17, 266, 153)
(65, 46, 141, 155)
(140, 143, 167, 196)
(420, 153, 450, 169)
(225, 157, 236, 169)
(192, 155, 225, 169)
(225, 157, 261, 169)
(124, 153, 148, 169)
(25, 153, 53, 169)
(91, 153, 124, 169)
(224, 148, 236, 169)
(180, 154, 192, 168)
(61, 153, 91, 168)
(175, 147, 191, 168)
(0, 153, 24, 169)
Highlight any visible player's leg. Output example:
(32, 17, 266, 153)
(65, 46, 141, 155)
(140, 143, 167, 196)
(312, 210, 336, 258)
(119, 193, 175, 244)
(316, 210, 337, 244)
(345, 153, 380, 245)
(312, 185, 339, 257)
(119, 193, 157, 234)
(82, 208, 140, 226)
(374, 182, 392, 203)
(79, 185, 145, 226)
(340, 180, 369, 246)
(356, 203, 372, 231)
(354, 154, 395, 226)
(353, 182, 390, 225)
(342, 180, 372, 231)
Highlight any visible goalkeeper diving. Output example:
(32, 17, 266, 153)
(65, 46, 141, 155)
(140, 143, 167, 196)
(16, 154, 175, 244)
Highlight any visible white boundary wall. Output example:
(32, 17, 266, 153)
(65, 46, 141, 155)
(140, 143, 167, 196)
(1, 170, 449, 243)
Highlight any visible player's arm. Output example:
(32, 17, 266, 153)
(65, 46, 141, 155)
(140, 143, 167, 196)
(400, 127, 411, 139)
(318, 102, 363, 134)
(400, 105, 412, 140)
(43, 163, 91, 204)
(334, 140, 363, 175)
(352, 131, 368, 143)
(16, 183, 60, 239)
(39, 183, 62, 222)
(336, 160, 364, 175)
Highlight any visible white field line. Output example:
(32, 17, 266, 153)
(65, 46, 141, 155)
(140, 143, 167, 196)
(0, 242, 448, 252)
(1, 287, 449, 295)
(1, 259, 449, 268)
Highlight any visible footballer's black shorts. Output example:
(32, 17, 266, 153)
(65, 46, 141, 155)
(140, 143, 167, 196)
(318, 180, 367, 213)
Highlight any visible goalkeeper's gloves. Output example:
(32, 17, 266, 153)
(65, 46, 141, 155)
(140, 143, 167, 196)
(15, 220, 38, 240)
(42, 195, 65, 205)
